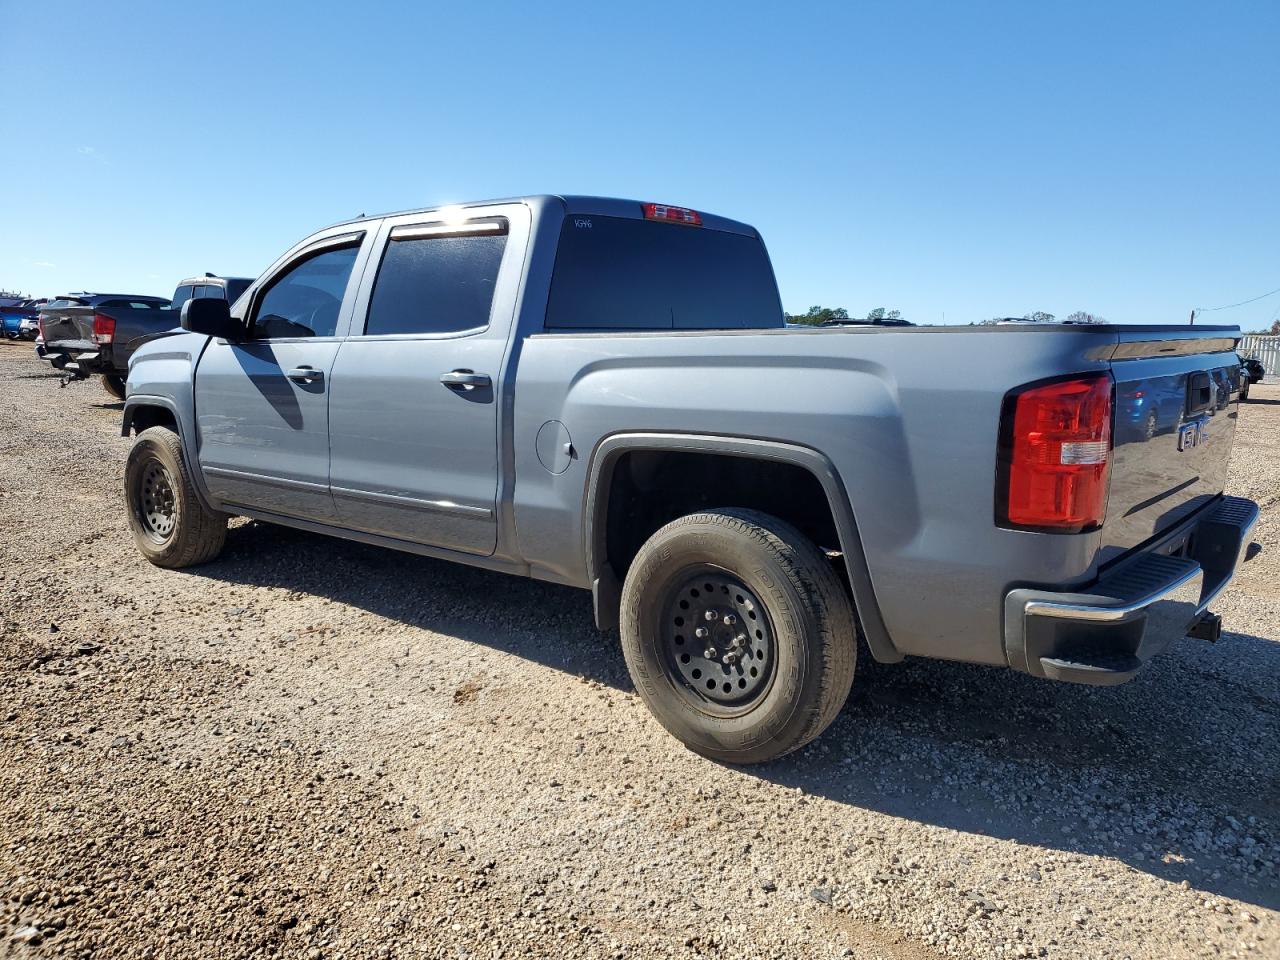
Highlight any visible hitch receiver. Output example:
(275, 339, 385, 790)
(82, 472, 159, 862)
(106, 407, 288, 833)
(1187, 611, 1223, 643)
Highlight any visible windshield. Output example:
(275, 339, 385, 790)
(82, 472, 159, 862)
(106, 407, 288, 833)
(546, 215, 783, 331)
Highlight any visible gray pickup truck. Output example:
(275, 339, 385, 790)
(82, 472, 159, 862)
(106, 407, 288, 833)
(120, 195, 1260, 763)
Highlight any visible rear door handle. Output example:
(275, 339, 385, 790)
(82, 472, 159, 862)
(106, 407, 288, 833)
(287, 365, 324, 384)
(440, 369, 491, 390)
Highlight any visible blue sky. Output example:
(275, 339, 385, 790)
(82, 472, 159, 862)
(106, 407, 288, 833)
(2, 0, 1277, 327)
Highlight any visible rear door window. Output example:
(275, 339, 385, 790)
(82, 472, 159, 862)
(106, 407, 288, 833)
(546, 215, 783, 330)
(360, 222, 508, 336)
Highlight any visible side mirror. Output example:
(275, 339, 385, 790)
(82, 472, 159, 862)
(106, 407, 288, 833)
(180, 298, 241, 340)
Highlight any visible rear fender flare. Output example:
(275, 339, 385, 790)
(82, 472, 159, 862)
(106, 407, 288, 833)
(582, 431, 901, 663)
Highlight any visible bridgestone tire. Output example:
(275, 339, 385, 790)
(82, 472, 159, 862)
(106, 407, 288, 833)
(620, 508, 857, 764)
(125, 427, 227, 568)
(102, 374, 126, 400)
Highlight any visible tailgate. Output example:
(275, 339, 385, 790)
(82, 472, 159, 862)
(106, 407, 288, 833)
(1101, 328, 1241, 563)
(41, 302, 96, 347)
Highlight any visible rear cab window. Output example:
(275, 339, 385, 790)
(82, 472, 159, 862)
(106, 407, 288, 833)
(102, 300, 163, 311)
(545, 214, 783, 331)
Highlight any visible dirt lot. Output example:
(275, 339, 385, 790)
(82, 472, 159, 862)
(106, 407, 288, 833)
(1, 344, 1277, 960)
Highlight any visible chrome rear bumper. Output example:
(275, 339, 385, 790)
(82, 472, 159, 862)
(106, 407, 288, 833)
(1004, 495, 1259, 685)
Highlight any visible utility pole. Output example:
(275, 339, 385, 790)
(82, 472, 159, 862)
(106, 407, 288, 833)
(1189, 309, 1196, 325)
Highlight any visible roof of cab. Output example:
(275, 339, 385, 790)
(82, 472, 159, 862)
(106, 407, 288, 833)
(321, 195, 758, 237)
(176, 275, 253, 287)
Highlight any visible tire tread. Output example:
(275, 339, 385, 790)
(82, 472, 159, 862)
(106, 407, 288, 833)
(127, 427, 227, 568)
(620, 508, 857, 763)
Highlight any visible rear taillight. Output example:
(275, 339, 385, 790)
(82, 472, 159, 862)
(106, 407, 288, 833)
(642, 202, 702, 226)
(997, 374, 1113, 532)
(92, 312, 116, 345)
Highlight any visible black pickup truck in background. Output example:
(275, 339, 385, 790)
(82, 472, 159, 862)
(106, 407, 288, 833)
(41, 275, 252, 398)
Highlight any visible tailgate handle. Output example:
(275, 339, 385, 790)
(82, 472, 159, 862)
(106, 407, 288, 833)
(1187, 372, 1212, 414)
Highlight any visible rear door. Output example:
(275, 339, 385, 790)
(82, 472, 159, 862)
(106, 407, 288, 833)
(1102, 328, 1241, 563)
(194, 233, 368, 522)
(326, 205, 527, 555)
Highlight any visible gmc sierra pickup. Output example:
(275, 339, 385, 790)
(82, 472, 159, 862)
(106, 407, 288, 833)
(120, 195, 1260, 764)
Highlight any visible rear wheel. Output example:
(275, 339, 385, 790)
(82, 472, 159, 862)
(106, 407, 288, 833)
(1241, 378, 1250, 402)
(102, 374, 126, 400)
(620, 508, 856, 764)
(125, 427, 227, 568)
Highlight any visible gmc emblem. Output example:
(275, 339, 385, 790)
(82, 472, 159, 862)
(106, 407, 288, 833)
(1178, 419, 1209, 451)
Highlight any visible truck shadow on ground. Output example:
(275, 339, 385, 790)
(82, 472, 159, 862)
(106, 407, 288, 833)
(192, 518, 1280, 912)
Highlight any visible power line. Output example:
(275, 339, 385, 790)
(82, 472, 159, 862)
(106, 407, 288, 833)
(1195, 284, 1280, 313)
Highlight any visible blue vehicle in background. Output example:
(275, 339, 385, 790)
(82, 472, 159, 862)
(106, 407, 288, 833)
(0, 296, 47, 340)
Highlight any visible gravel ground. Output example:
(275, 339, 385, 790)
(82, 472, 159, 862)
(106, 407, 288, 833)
(1, 345, 1276, 960)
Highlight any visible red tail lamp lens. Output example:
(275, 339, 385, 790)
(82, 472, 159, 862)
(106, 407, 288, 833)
(92, 313, 116, 345)
(998, 374, 1112, 532)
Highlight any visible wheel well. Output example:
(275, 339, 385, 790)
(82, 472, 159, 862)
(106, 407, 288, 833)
(125, 404, 178, 436)
(600, 450, 843, 585)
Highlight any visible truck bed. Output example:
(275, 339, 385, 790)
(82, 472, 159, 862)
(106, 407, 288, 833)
(512, 321, 1241, 666)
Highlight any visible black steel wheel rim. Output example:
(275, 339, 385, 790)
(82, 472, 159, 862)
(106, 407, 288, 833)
(136, 459, 177, 542)
(660, 567, 776, 716)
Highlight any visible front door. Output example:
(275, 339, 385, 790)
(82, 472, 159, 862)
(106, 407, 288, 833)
(195, 238, 364, 522)
(327, 213, 519, 555)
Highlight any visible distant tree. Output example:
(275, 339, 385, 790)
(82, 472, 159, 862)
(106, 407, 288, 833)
(786, 305, 849, 326)
(865, 307, 902, 322)
(1024, 311, 1056, 323)
(1272, 319, 1280, 336)
(1063, 311, 1107, 324)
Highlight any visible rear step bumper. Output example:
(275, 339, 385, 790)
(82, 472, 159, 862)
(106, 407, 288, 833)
(1004, 495, 1259, 685)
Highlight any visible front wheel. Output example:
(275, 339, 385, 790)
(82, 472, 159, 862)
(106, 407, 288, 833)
(1241, 379, 1250, 402)
(620, 509, 857, 764)
(125, 427, 227, 568)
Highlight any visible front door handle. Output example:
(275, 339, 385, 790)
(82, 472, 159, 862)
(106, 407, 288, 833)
(287, 365, 324, 384)
(440, 369, 491, 390)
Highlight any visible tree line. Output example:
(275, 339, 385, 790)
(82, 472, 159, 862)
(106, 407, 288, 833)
(786, 306, 901, 325)
(784, 307, 1107, 325)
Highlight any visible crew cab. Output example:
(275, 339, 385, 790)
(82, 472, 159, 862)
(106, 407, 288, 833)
(119, 196, 1260, 763)
(41, 276, 250, 397)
